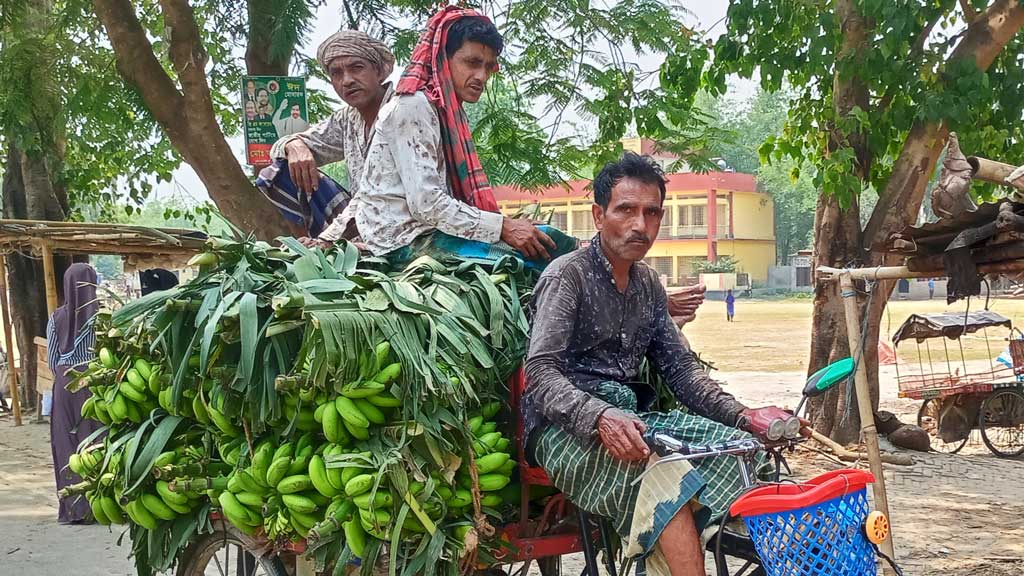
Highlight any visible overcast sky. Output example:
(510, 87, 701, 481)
(154, 0, 745, 205)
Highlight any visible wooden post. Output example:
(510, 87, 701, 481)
(838, 271, 897, 571)
(39, 242, 58, 424)
(0, 254, 22, 426)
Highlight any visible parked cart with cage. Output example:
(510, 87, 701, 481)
(893, 310, 1024, 457)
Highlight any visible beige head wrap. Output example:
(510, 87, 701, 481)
(317, 30, 395, 77)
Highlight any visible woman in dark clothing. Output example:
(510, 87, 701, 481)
(47, 263, 103, 524)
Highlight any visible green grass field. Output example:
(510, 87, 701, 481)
(685, 296, 1024, 373)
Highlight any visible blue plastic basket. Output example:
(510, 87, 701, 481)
(730, 469, 878, 576)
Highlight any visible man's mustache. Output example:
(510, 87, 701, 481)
(626, 234, 650, 244)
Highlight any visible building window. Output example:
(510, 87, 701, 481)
(550, 210, 568, 231)
(677, 205, 707, 237)
(645, 256, 675, 286)
(573, 211, 596, 240)
(716, 203, 729, 238)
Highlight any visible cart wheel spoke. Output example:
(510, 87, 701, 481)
(980, 389, 1024, 457)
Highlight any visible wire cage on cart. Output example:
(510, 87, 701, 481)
(892, 311, 1024, 456)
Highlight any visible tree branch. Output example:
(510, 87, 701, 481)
(864, 0, 1024, 251)
(877, 10, 945, 112)
(91, 0, 186, 134)
(960, 0, 978, 24)
(159, 0, 212, 109)
(833, 0, 872, 179)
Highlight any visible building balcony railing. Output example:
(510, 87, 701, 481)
(576, 226, 735, 241)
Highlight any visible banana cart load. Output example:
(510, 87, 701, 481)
(62, 234, 535, 576)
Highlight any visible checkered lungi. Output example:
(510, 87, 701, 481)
(534, 381, 769, 564)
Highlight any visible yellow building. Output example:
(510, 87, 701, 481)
(494, 171, 777, 286)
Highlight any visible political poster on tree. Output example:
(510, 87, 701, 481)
(241, 76, 309, 166)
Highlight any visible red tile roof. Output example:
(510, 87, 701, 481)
(493, 172, 757, 202)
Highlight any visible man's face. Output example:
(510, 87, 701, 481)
(449, 41, 498, 104)
(328, 56, 387, 111)
(246, 81, 255, 94)
(592, 177, 664, 263)
(245, 101, 256, 119)
(257, 90, 269, 106)
(291, 105, 301, 118)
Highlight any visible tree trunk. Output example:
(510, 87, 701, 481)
(807, 0, 873, 442)
(92, 0, 291, 238)
(806, 193, 866, 443)
(0, 0, 71, 414)
(808, 0, 1024, 441)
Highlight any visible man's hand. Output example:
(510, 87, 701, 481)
(597, 408, 650, 462)
(284, 139, 319, 196)
(298, 236, 332, 249)
(501, 218, 557, 261)
(668, 284, 706, 325)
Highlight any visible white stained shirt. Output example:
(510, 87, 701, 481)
(269, 84, 395, 242)
(355, 92, 503, 256)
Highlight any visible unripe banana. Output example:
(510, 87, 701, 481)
(335, 397, 369, 429)
(277, 474, 313, 494)
(353, 399, 385, 425)
(308, 455, 339, 498)
(141, 493, 177, 521)
(266, 457, 291, 487)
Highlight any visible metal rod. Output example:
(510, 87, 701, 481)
(916, 342, 924, 383)
(0, 255, 22, 426)
(577, 508, 601, 576)
(984, 328, 993, 372)
(926, 340, 934, 385)
(838, 272, 897, 571)
(958, 336, 967, 376)
(943, 338, 953, 379)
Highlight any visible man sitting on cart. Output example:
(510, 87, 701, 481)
(349, 6, 555, 263)
(524, 153, 792, 576)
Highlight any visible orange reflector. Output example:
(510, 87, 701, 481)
(865, 511, 890, 545)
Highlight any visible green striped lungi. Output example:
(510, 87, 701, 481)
(534, 381, 769, 561)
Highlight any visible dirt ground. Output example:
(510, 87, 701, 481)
(3, 298, 1024, 575)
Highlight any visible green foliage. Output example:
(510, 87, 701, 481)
(693, 256, 738, 274)
(0, 1, 180, 218)
(703, 1, 1024, 207)
(339, 0, 722, 184)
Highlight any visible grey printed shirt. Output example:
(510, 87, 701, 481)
(523, 236, 748, 442)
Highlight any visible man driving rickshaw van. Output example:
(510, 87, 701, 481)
(523, 153, 799, 576)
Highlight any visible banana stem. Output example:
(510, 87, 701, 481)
(164, 299, 202, 312)
(151, 463, 205, 479)
(274, 375, 306, 391)
(58, 480, 94, 498)
(171, 476, 229, 493)
(307, 517, 342, 542)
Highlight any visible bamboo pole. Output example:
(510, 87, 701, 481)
(39, 242, 58, 424)
(838, 272, 897, 572)
(819, 260, 1024, 282)
(0, 254, 22, 426)
(966, 156, 1022, 189)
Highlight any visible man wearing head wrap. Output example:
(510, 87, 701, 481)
(352, 7, 555, 259)
(268, 30, 396, 246)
